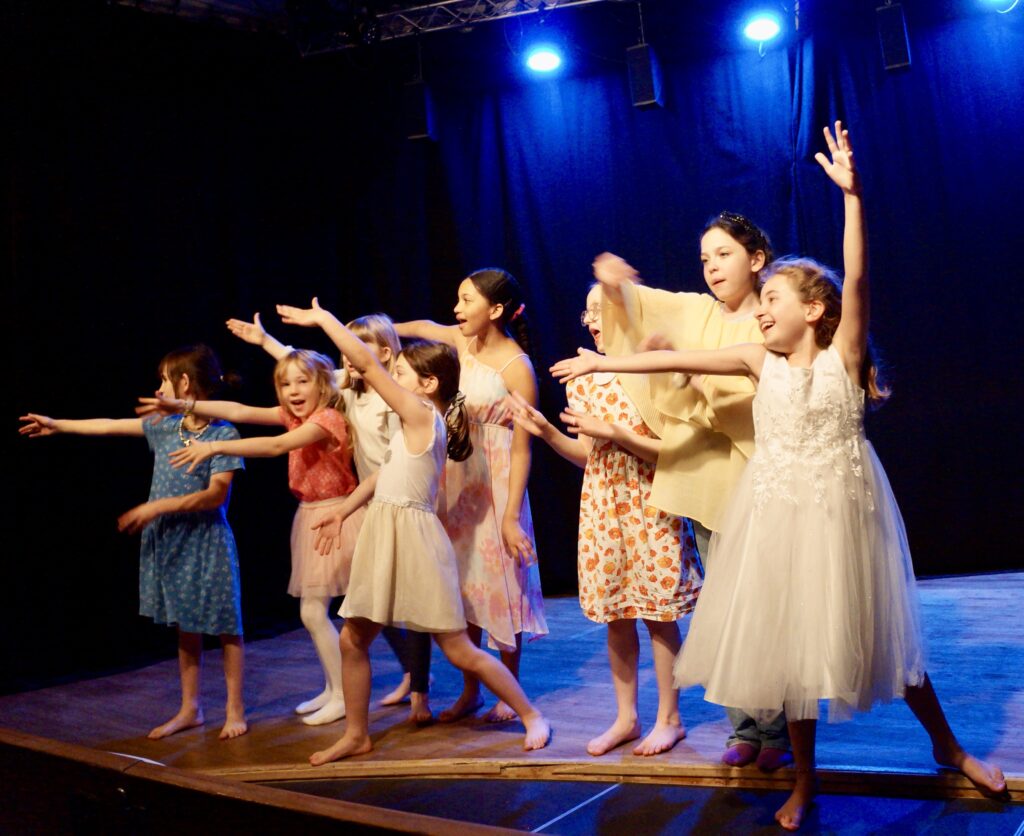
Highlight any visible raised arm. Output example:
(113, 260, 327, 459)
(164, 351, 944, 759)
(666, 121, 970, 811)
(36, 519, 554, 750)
(168, 421, 329, 473)
(19, 414, 145, 438)
(551, 344, 766, 384)
(117, 471, 235, 534)
(592, 252, 640, 306)
(226, 312, 291, 361)
(136, 395, 282, 426)
(816, 121, 868, 370)
(277, 299, 433, 437)
(394, 319, 461, 347)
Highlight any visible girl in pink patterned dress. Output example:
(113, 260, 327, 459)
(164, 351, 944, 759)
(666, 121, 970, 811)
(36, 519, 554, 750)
(510, 285, 703, 757)
(141, 349, 364, 727)
(397, 268, 548, 723)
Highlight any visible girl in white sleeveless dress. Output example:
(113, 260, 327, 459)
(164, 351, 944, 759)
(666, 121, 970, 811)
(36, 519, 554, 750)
(552, 124, 1004, 829)
(276, 298, 551, 764)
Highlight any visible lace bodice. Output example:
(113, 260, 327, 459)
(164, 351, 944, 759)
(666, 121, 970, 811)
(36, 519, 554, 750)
(751, 346, 872, 510)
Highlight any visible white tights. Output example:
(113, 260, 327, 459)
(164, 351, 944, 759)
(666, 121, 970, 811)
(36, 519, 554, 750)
(296, 594, 346, 725)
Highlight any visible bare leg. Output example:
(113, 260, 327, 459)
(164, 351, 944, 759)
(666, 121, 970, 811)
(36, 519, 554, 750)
(309, 618, 381, 765)
(904, 674, 1006, 794)
(485, 633, 523, 722)
(438, 623, 484, 722)
(634, 619, 686, 756)
(149, 629, 205, 739)
(775, 719, 816, 832)
(219, 634, 247, 739)
(587, 619, 641, 756)
(435, 631, 550, 750)
(381, 672, 412, 706)
(299, 594, 346, 726)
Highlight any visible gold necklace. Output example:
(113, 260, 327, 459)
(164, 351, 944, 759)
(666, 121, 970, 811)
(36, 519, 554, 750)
(177, 415, 211, 447)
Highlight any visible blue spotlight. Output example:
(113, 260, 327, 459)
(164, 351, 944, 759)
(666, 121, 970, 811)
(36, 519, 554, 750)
(743, 14, 781, 42)
(526, 46, 563, 73)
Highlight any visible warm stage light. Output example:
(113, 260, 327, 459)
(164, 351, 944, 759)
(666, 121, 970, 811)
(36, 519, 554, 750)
(526, 47, 563, 73)
(743, 14, 781, 42)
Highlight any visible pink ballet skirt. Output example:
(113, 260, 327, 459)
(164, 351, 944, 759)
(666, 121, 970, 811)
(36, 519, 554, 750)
(288, 497, 366, 597)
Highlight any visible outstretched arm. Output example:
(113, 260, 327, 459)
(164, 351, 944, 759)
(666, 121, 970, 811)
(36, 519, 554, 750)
(394, 319, 461, 347)
(507, 392, 589, 468)
(277, 299, 434, 439)
(226, 312, 291, 361)
(551, 344, 766, 384)
(19, 414, 145, 438)
(117, 471, 234, 534)
(168, 421, 328, 473)
(816, 121, 868, 370)
(136, 395, 282, 426)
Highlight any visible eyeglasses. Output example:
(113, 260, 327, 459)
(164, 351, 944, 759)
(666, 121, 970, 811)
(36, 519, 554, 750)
(580, 307, 601, 326)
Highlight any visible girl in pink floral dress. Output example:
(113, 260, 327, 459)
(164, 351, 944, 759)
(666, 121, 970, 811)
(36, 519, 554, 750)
(398, 268, 548, 722)
(510, 285, 702, 757)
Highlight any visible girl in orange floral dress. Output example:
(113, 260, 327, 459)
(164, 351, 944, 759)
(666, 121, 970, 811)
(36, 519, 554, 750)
(510, 285, 702, 757)
(397, 268, 548, 723)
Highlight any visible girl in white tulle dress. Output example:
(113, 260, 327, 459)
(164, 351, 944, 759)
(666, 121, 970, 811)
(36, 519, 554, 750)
(552, 123, 1004, 830)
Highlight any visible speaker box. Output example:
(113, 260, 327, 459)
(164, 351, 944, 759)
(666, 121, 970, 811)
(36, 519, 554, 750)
(876, 3, 911, 71)
(403, 80, 434, 141)
(627, 43, 662, 108)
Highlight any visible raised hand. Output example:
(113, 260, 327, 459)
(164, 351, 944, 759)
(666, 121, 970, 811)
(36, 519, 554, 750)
(168, 441, 214, 473)
(815, 120, 861, 196)
(226, 313, 267, 346)
(506, 392, 551, 439)
(136, 392, 184, 418)
(277, 297, 325, 328)
(550, 348, 602, 384)
(592, 252, 639, 288)
(18, 413, 57, 438)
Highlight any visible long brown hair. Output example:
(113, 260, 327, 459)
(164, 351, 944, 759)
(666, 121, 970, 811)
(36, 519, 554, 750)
(702, 211, 774, 284)
(400, 340, 473, 462)
(468, 268, 531, 356)
(765, 257, 890, 406)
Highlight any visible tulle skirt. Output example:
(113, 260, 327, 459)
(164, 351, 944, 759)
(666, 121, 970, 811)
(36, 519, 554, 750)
(675, 441, 927, 722)
(287, 497, 365, 598)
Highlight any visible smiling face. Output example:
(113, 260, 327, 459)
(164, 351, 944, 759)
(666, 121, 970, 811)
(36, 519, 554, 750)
(756, 274, 820, 352)
(277, 361, 323, 420)
(583, 285, 604, 353)
(453, 278, 500, 338)
(700, 227, 765, 309)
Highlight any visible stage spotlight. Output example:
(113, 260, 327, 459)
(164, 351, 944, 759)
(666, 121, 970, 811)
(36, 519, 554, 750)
(743, 13, 781, 42)
(526, 46, 563, 73)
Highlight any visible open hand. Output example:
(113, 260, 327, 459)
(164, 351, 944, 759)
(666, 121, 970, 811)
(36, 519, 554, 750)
(18, 413, 57, 438)
(277, 297, 325, 328)
(506, 392, 551, 439)
(117, 501, 160, 535)
(550, 348, 602, 383)
(592, 252, 639, 288)
(312, 512, 344, 555)
(226, 313, 267, 346)
(136, 392, 184, 418)
(560, 407, 614, 440)
(815, 120, 860, 196)
(168, 441, 213, 473)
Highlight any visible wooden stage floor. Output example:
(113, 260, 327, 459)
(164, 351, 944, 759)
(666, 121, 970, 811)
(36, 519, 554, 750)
(1, 573, 1021, 809)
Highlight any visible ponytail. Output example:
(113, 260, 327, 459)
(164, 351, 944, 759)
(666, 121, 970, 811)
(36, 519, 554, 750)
(443, 391, 473, 462)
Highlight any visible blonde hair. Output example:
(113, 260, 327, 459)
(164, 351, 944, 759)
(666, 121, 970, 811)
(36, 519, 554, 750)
(341, 313, 401, 393)
(765, 258, 890, 407)
(274, 349, 342, 412)
(400, 340, 473, 462)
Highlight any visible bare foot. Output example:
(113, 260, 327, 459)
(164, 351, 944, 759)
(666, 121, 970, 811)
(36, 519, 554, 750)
(380, 673, 412, 706)
(774, 774, 815, 831)
(219, 715, 248, 740)
(438, 691, 484, 723)
(408, 692, 433, 725)
(148, 707, 204, 740)
(633, 720, 686, 756)
(295, 688, 330, 715)
(484, 700, 518, 723)
(522, 712, 551, 751)
(586, 718, 641, 756)
(309, 731, 373, 766)
(302, 697, 346, 726)
(935, 747, 1007, 795)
